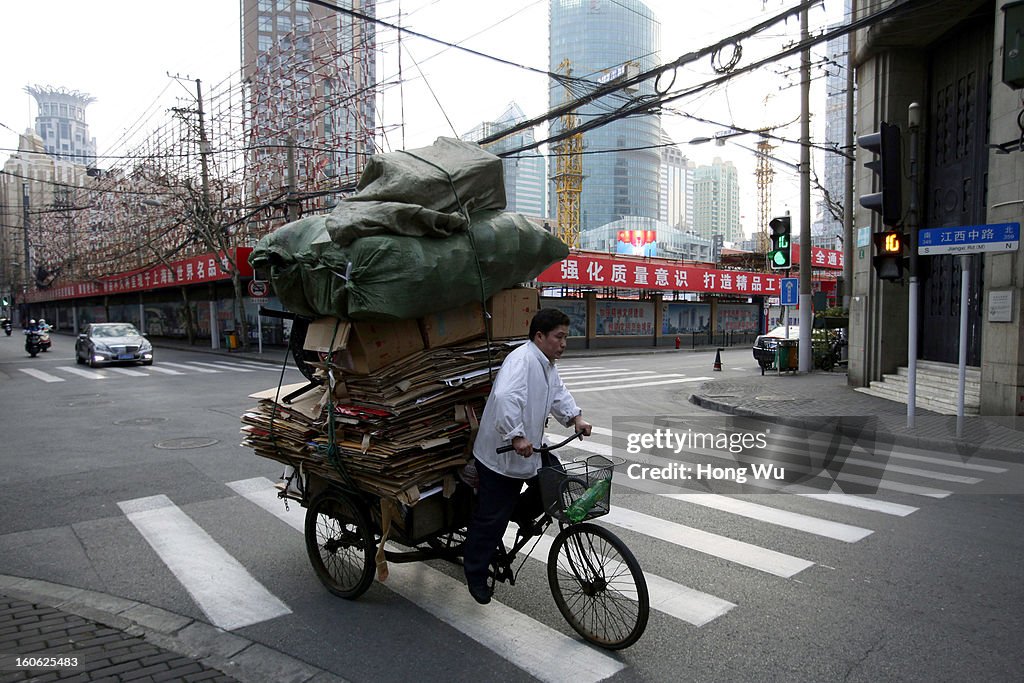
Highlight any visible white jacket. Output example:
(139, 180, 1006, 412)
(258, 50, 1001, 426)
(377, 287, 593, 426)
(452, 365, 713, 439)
(472, 341, 581, 479)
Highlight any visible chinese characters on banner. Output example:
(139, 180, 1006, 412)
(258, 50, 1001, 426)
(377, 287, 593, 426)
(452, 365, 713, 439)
(24, 248, 253, 303)
(537, 253, 784, 295)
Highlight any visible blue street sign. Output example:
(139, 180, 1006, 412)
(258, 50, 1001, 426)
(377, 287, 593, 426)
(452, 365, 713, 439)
(780, 277, 799, 306)
(918, 222, 1020, 255)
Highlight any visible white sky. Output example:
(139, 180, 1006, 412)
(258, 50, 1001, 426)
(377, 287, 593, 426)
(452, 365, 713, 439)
(0, 0, 845, 238)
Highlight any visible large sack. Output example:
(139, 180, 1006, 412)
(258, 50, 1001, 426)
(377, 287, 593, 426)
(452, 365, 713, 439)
(326, 137, 506, 246)
(249, 211, 568, 321)
(343, 210, 567, 320)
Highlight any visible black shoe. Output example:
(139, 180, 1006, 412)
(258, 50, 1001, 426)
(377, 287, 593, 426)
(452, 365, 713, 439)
(468, 582, 492, 605)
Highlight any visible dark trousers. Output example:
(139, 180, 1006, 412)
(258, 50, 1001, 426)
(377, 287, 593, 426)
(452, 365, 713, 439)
(462, 455, 554, 588)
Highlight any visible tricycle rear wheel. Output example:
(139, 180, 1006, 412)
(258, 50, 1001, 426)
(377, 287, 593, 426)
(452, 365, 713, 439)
(305, 490, 376, 599)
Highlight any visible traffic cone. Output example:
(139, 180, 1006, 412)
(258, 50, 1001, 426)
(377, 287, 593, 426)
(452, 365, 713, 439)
(713, 348, 723, 371)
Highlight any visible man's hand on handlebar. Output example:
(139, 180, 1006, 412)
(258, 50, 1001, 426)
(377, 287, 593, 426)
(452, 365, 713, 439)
(512, 436, 533, 458)
(572, 414, 593, 438)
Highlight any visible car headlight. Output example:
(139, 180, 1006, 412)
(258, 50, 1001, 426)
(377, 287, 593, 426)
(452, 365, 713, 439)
(93, 341, 110, 352)
(140, 340, 153, 352)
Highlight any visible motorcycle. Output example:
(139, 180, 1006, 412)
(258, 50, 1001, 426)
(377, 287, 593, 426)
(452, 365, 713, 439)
(2, 320, 11, 336)
(25, 330, 42, 357)
(38, 329, 51, 352)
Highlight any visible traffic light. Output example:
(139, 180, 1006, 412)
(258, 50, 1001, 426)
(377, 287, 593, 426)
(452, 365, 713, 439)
(858, 121, 902, 226)
(768, 216, 792, 270)
(872, 230, 906, 281)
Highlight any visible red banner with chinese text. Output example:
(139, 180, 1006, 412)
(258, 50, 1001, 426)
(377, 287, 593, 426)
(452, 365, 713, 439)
(536, 253, 784, 295)
(23, 248, 253, 303)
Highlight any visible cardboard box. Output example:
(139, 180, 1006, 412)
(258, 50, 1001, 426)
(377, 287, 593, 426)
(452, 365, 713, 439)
(418, 302, 486, 348)
(303, 316, 424, 374)
(487, 288, 539, 339)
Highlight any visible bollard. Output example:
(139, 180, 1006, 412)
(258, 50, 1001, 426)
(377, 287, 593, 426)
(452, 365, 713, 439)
(713, 348, 723, 371)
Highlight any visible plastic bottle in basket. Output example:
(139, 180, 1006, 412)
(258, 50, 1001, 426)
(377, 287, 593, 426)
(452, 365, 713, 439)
(564, 478, 610, 523)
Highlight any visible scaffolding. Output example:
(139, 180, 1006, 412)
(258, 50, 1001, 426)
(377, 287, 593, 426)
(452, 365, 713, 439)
(754, 138, 776, 257)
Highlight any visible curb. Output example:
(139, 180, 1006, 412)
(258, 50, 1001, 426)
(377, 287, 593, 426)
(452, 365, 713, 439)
(0, 575, 349, 683)
(688, 391, 1023, 462)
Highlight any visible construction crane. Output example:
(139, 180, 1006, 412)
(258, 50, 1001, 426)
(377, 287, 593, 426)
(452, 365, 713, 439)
(551, 58, 583, 249)
(754, 137, 776, 259)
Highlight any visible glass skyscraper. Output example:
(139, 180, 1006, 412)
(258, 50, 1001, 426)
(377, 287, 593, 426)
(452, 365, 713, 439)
(548, 0, 661, 236)
(464, 102, 546, 218)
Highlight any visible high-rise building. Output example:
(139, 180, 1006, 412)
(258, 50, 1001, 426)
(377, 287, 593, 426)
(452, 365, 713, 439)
(660, 133, 695, 230)
(463, 103, 546, 218)
(817, 3, 851, 250)
(24, 86, 97, 167)
(241, 0, 376, 211)
(548, 0, 661, 237)
(693, 158, 741, 243)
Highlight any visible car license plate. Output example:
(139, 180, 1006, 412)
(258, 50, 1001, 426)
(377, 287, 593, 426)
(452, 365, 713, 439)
(118, 353, 135, 360)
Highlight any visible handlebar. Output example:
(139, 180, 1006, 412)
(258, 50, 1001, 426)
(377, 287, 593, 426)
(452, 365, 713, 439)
(496, 430, 586, 455)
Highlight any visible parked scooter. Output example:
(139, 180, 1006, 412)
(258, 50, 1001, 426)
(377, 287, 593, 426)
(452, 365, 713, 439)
(1, 319, 11, 336)
(24, 330, 42, 357)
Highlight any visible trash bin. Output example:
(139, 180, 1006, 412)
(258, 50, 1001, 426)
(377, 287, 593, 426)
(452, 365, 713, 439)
(776, 339, 798, 372)
(223, 331, 239, 350)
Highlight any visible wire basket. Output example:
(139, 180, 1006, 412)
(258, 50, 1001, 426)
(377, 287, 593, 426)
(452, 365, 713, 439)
(538, 455, 620, 523)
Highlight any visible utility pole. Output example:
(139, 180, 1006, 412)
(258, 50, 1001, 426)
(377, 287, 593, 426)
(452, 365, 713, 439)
(906, 102, 921, 427)
(798, 6, 813, 373)
(843, 29, 855, 309)
(194, 79, 213, 235)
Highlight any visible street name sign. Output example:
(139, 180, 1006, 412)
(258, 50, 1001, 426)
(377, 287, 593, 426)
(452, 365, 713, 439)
(918, 222, 1020, 255)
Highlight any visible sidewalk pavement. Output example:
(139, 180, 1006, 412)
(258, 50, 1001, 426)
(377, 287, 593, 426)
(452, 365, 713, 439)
(0, 576, 348, 683)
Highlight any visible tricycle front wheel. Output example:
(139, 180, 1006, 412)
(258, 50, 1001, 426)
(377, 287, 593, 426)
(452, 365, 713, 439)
(547, 522, 649, 650)
(305, 490, 376, 599)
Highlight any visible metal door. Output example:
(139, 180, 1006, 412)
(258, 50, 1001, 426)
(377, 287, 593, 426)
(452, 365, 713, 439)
(920, 15, 991, 366)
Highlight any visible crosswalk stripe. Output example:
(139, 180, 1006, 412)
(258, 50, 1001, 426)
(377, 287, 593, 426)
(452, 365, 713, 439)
(660, 494, 873, 543)
(795, 493, 918, 516)
(885, 449, 1006, 473)
(499, 528, 735, 627)
(106, 367, 149, 377)
(840, 457, 982, 484)
(227, 478, 624, 683)
(561, 370, 656, 381)
(186, 361, 255, 373)
(575, 428, 954, 498)
(571, 376, 712, 393)
(561, 428, 921, 518)
(603, 506, 814, 578)
(19, 368, 64, 382)
(159, 361, 221, 374)
(226, 361, 286, 372)
(145, 365, 185, 375)
(118, 494, 291, 631)
(565, 372, 675, 387)
(58, 366, 106, 379)
(552, 366, 606, 373)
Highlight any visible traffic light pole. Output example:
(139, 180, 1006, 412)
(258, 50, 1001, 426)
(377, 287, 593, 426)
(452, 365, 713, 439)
(798, 6, 813, 373)
(906, 103, 920, 428)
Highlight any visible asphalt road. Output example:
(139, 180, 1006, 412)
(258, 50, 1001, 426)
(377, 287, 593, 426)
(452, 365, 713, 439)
(0, 335, 1020, 682)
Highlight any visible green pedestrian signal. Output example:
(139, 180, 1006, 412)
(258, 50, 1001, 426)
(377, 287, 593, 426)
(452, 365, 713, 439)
(768, 216, 792, 270)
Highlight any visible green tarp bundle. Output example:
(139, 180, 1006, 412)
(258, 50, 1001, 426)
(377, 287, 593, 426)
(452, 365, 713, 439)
(250, 138, 568, 320)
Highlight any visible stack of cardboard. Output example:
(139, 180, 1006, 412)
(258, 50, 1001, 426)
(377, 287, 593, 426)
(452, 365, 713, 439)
(240, 288, 539, 504)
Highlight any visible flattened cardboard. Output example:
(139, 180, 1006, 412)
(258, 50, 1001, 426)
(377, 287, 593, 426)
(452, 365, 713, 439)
(343, 318, 425, 374)
(487, 288, 539, 339)
(302, 317, 351, 353)
(419, 302, 486, 348)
